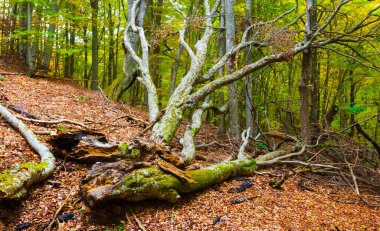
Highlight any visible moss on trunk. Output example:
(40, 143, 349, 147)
(81, 159, 256, 206)
(0, 161, 49, 199)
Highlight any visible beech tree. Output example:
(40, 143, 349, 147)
(79, 0, 380, 205)
(1, 0, 379, 206)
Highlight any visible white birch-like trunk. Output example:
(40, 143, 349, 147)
(0, 104, 55, 199)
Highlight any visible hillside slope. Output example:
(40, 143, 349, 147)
(0, 61, 379, 230)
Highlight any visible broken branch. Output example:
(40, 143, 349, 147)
(16, 116, 89, 129)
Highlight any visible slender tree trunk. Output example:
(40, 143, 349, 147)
(83, 26, 88, 87)
(169, 0, 197, 96)
(107, 3, 114, 87)
(90, 0, 99, 89)
(106, 0, 147, 100)
(54, 29, 60, 76)
(225, 0, 240, 140)
(218, 0, 226, 133)
(322, 50, 330, 119)
(69, 25, 75, 78)
(245, 0, 253, 136)
(375, 91, 380, 141)
(25, 1, 33, 70)
(150, 0, 163, 102)
(299, 0, 317, 144)
(349, 70, 355, 137)
(43, 1, 58, 69)
(170, 46, 183, 96)
(64, 22, 69, 78)
(18, 2, 26, 59)
(9, 3, 18, 59)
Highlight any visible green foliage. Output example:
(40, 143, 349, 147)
(56, 125, 68, 132)
(118, 142, 128, 151)
(255, 141, 270, 151)
(77, 95, 92, 103)
(130, 149, 141, 159)
(343, 105, 367, 114)
(0, 0, 379, 145)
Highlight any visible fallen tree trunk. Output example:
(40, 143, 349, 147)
(48, 130, 126, 163)
(79, 128, 307, 207)
(81, 147, 308, 206)
(0, 104, 55, 199)
(81, 158, 257, 206)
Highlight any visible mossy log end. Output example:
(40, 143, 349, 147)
(0, 162, 49, 199)
(0, 103, 55, 199)
(81, 159, 256, 206)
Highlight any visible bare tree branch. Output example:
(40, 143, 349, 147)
(238, 128, 251, 161)
(321, 47, 380, 72)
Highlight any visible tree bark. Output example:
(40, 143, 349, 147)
(349, 70, 355, 137)
(225, 0, 240, 140)
(81, 158, 257, 206)
(299, 0, 317, 144)
(106, 0, 147, 100)
(107, 3, 115, 86)
(25, 1, 33, 70)
(90, 0, 99, 89)
(0, 104, 55, 199)
(80, 143, 306, 207)
(43, 1, 58, 69)
(245, 0, 254, 136)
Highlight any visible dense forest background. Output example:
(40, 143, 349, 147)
(0, 0, 379, 143)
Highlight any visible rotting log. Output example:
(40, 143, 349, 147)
(80, 142, 308, 207)
(47, 128, 306, 207)
(48, 132, 185, 166)
(81, 159, 257, 206)
(48, 131, 126, 163)
(0, 104, 55, 199)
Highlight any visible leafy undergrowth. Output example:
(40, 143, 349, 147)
(0, 61, 379, 230)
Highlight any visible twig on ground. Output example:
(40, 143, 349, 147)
(113, 114, 148, 125)
(136, 109, 165, 137)
(0, 72, 27, 75)
(34, 130, 57, 136)
(7, 104, 40, 119)
(45, 186, 78, 231)
(97, 86, 109, 102)
(128, 206, 147, 231)
(344, 156, 360, 196)
(16, 115, 89, 129)
(254, 171, 282, 177)
(280, 160, 339, 169)
(195, 141, 227, 149)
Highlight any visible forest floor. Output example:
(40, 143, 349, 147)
(0, 60, 380, 230)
